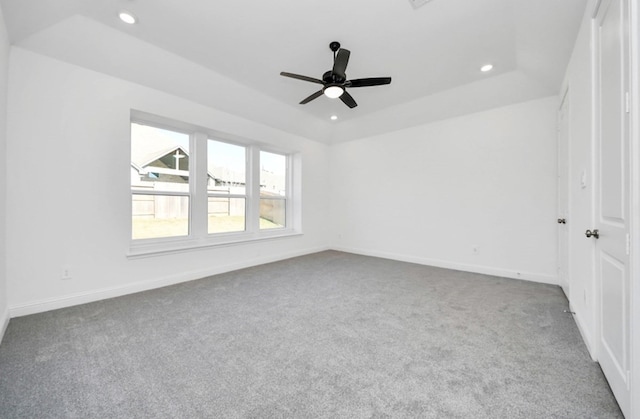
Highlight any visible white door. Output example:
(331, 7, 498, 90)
(557, 91, 570, 298)
(594, 0, 631, 416)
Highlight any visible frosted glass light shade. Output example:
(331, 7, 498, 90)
(324, 85, 344, 99)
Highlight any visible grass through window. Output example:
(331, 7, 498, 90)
(132, 216, 280, 240)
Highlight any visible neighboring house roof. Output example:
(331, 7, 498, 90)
(132, 146, 188, 172)
(131, 131, 280, 188)
(131, 140, 243, 184)
(209, 166, 245, 185)
(131, 130, 188, 169)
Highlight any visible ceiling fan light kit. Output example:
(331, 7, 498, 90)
(280, 41, 391, 109)
(323, 85, 344, 99)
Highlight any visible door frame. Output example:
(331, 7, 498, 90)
(628, 0, 639, 416)
(557, 87, 571, 299)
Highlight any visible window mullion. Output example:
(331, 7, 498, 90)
(191, 132, 208, 239)
(207, 194, 247, 199)
(285, 155, 292, 229)
(131, 191, 189, 198)
(247, 146, 260, 234)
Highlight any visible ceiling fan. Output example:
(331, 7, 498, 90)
(280, 42, 392, 109)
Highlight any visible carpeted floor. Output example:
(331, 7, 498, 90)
(0, 251, 622, 418)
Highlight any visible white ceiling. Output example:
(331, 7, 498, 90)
(0, 0, 587, 143)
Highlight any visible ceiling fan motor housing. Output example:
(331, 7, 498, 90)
(323, 70, 345, 83)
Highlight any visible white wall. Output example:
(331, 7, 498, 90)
(329, 96, 559, 283)
(560, 5, 597, 354)
(6, 48, 330, 315)
(0, 6, 9, 342)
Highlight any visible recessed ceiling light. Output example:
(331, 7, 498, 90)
(480, 64, 493, 72)
(119, 11, 137, 24)
(330, 115, 338, 121)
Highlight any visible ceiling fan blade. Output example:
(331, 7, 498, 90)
(300, 90, 324, 104)
(332, 49, 351, 80)
(280, 72, 324, 85)
(340, 91, 357, 108)
(346, 77, 392, 88)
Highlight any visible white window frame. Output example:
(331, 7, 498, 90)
(128, 111, 301, 257)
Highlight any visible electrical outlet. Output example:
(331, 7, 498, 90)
(472, 245, 479, 255)
(61, 266, 72, 280)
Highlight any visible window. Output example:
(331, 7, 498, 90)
(260, 151, 287, 230)
(131, 123, 190, 240)
(130, 114, 299, 254)
(207, 140, 246, 234)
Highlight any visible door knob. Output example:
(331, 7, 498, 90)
(557, 218, 566, 224)
(585, 229, 600, 239)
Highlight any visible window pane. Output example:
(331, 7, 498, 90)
(131, 123, 190, 193)
(260, 151, 286, 197)
(260, 198, 285, 229)
(208, 197, 246, 234)
(132, 195, 189, 239)
(208, 140, 246, 195)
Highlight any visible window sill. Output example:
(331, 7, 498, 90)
(127, 229, 302, 259)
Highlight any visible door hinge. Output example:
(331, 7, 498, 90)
(626, 233, 631, 255)
(625, 91, 630, 113)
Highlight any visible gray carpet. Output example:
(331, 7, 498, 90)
(0, 251, 622, 418)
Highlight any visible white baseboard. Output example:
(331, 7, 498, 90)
(330, 246, 558, 285)
(0, 308, 9, 346)
(570, 302, 596, 361)
(9, 246, 329, 318)
(7, 245, 556, 318)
